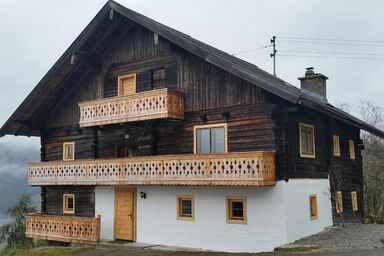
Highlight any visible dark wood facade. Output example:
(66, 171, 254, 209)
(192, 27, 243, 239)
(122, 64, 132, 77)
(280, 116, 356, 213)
(0, 3, 370, 224)
(35, 21, 363, 221)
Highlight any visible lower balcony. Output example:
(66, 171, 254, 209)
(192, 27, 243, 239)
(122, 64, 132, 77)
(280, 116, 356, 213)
(28, 151, 276, 186)
(25, 214, 100, 244)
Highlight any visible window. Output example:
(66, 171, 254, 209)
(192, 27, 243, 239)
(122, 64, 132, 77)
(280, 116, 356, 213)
(118, 74, 136, 96)
(299, 123, 315, 158)
(177, 196, 194, 221)
(309, 194, 318, 220)
(333, 135, 340, 156)
(63, 194, 75, 214)
(351, 191, 358, 212)
(335, 191, 343, 213)
(63, 142, 75, 161)
(349, 140, 356, 159)
(226, 196, 247, 224)
(194, 123, 227, 154)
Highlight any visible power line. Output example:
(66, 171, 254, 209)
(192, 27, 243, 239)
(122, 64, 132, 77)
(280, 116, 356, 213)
(280, 50, 384, 57)
(278, 36, 384, 44)
(278, 39, 384, 47)
(279, 54, 384, 60)
(232, 45, 272, 55)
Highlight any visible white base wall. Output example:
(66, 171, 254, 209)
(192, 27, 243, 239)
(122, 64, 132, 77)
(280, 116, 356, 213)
(95, 186, 115, 241)
(285, 179, 333, 243)
(94, 179, 333, 253)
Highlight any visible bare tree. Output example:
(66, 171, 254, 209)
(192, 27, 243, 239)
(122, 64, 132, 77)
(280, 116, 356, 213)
(358, 101, 384, 223)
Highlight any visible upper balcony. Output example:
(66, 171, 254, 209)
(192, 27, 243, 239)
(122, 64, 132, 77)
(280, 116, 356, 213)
(28, 151, 276, 186)
(79, 88, 184, 128)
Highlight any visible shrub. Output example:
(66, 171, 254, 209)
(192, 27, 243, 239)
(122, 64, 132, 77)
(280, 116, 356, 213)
(0, 194, 36, 250)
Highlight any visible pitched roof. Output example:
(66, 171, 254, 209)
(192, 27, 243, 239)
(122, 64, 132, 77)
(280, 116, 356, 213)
(1, 0, 384, 138)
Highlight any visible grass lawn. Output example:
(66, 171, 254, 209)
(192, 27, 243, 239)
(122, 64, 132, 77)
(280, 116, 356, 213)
(0, 246, 88, 256)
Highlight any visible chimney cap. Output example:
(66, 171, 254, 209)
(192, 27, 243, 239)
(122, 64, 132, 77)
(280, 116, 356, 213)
(305, 67, 315, 76)
(298, 67, 328, 81)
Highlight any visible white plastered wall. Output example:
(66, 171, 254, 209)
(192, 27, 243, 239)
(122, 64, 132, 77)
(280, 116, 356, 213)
(136, 185, 287, 253)
(94, 178, 333, 253)
(284, 178, 333, 243)
(95, 186, 115, 240)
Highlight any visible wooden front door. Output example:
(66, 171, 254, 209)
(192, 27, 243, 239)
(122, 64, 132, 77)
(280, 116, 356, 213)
(114, 187, 135, 241)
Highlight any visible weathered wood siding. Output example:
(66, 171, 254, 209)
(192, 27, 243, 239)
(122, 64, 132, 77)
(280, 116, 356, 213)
(95, 102, 276, 158)
(42, 128, 96, 161)
(282, 105, 363, 222)
(329, 120, 363, 223)
(43, 186, 95, 217)
(284, 107, 329, 179)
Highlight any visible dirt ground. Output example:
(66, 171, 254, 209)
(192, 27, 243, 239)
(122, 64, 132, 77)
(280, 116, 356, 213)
(71, 245, 384, 256)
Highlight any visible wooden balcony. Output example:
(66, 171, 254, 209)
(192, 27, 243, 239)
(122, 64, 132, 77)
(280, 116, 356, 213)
(25, 214, 100, 244)
(28, 152, 276, 186)
(78, 88, 184, 128)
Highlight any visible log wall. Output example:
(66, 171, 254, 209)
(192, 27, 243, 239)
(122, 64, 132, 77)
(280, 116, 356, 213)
(43, 186, 95, 217)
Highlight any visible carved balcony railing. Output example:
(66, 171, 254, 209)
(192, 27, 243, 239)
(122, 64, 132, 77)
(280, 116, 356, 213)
(25, 214, 100, 244)
(78, 88, 184, 127)
(28, 152, 276, 186)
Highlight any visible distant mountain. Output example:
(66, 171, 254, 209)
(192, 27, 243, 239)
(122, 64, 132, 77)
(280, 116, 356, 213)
(0, 142, 40, 218)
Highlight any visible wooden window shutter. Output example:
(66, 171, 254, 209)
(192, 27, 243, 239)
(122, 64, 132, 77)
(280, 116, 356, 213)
(333, 135, 340, 156)
(351, 191, 358, 212)
(335, 191, 343, 213)
(349, 140, 356, 159)
(118, 74, 136, 96)
(309, 194, 318, 220)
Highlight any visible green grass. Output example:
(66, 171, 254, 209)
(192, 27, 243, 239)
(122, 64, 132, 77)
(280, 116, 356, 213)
(0, 246, 88, 256)
(380, 237, 384, 244)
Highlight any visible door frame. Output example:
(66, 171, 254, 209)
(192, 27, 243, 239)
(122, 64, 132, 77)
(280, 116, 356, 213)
(113, 187, 137, 241)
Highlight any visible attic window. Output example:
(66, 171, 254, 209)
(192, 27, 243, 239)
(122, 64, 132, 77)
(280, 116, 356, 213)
(299, 123, 315, 158)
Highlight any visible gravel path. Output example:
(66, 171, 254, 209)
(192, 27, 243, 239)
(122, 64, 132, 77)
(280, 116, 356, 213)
(291, 223, 384, 251)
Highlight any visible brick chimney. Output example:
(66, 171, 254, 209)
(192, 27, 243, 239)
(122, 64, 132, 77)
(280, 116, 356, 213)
(298, 67, 328, 102)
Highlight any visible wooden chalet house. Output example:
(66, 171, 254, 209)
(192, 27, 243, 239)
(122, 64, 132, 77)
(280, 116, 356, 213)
(1, 1, 384, 253)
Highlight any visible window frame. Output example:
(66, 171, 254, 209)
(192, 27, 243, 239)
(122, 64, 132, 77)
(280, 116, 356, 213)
(333, 135, 341, 157)
(63, 194, 75, 214)
(193, 123, 228, 154)
(309, 194, 318, 220)
(117, 73, 137, 96)
(63, 142, 75, 161)
(299, 122, 316, 158)
(226, 196, 247, 224)
(176, 195, 194, 221)
(349, 139, 356, 159)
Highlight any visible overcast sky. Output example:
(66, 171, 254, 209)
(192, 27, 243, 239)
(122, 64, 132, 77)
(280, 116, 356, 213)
(1, 0, 384, 148)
